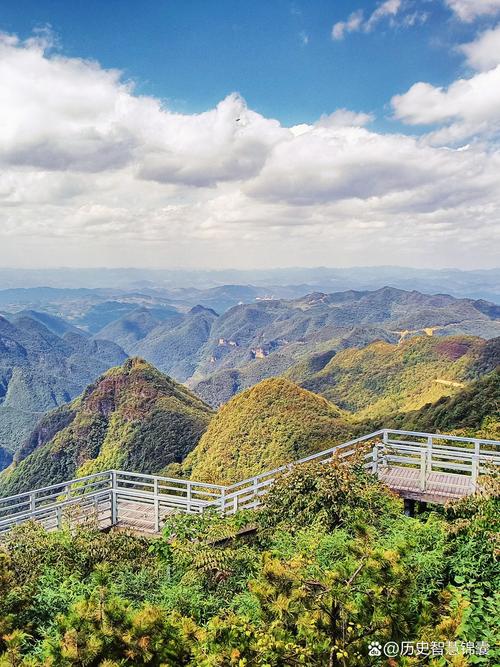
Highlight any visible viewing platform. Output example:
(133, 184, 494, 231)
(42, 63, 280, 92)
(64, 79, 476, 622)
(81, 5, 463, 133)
(1, 429, 499, 536)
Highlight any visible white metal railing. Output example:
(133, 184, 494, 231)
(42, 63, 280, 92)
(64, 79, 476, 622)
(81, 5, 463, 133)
(377, 429, 500, 495)
(0, 430, 498, 535)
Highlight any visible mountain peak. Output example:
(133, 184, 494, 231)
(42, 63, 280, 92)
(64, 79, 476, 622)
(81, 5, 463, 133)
(0, 359, 213, 496)
(181, 377, 350, 484)
(189, 304, 219, 316)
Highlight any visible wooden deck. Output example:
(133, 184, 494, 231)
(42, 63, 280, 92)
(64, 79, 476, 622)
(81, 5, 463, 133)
(378, 465, 472, 503)
(113, 467, 475, 533)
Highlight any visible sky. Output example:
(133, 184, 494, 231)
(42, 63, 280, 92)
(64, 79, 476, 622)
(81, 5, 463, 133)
(0, 0, 499, 269)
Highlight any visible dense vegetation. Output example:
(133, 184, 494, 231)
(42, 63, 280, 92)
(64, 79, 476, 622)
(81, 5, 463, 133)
(0, 459, 497, 666)
(0, 359, 213, 497)
(386, 370, 500, 440)
(178, 378, 352, 484)
(286, 335, 500, 419)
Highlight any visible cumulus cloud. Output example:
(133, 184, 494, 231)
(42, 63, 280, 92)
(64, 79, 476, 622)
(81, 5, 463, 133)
(460, 23, 500, 70)
(0, 31, 498, 269)
(315, 109, 374, 127)
(444, 0, 500, 22)
(0, 33, 286, 185)
(391, 65, 500, 143)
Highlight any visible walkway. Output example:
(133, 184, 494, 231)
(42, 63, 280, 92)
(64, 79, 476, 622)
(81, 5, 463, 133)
(1, 429, 498, 535)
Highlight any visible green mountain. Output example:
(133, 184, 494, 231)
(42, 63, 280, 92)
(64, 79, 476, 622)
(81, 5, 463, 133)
(130, 305, 219, 381)
(0, 358, 213, 496)
(180, 378, 352, 485)
(286, 335, 500, 420)
(0, 314, 127, 464)
(386, 370, 500, 440)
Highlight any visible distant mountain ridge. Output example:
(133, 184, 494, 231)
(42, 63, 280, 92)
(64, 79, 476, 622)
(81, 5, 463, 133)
(1, 266, 499, 302)
(185, 287, 500, 406)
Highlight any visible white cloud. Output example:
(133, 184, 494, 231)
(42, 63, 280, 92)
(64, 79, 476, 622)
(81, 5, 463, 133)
(391, 65, 500, 143)
(332, 10, 364, 40)
(315, 109, 374, 127)
(460, 23, 500, 70)
(0, 31, 498, 270)
(331, 0, 426, 40)
(365, 0, 402, 30)
(445, 0, 500, 22)
(0, 33, 286, 185)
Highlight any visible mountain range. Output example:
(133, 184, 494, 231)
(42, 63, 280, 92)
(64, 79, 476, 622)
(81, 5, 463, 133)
(1, 284, 499, 482)
(1, 266, 500, 302)
(4, 354, 497, 493)
(185, 288, 500, 406)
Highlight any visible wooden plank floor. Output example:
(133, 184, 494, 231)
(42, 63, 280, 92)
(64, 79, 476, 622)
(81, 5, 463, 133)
(378, 466, 472, 503)
(110, 467, 474, 534)
(115, 498, 178, 533)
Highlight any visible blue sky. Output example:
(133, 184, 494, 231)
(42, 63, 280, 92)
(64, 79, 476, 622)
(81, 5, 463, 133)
(0, 0, 499, 270)
(0, 0, 481, 126)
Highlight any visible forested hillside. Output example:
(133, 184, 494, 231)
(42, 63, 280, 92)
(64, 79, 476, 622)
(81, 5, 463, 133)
(386, 370, 500, 440)
(0, 358, 213, 496)
(287, 335, 500, 418)
(179, 378, 352, 484)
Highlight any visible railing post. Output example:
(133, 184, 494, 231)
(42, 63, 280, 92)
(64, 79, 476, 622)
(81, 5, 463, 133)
(253, 477, 258, 506)
(186, 482, 192, 514)
(220, 488, 226, 515)
(372, 445, 379, 475)
(420, 449, 427, 492)
(153, 477, 160, 533)
(94, 496, 99, 525)
(56, 505, 63, 530)
(427, 436, 433, 474)
(471, 442, 480, 491)
(110, 471, 117, 526)
(233, 493, 238, 514)
(29, 491, 36, 513)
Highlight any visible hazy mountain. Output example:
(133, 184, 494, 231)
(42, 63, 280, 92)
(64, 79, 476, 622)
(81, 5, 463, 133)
(0, 314, 127, 463)
(1, 266, 499, 302)
(0, 358, 213, 496)
(131, 305, 219, 381)
(95, 306, 181, 353)
(7, 310, 83, 337)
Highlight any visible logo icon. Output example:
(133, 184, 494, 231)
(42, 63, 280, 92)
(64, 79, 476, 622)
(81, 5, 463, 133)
(368, 641, 382, 657)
